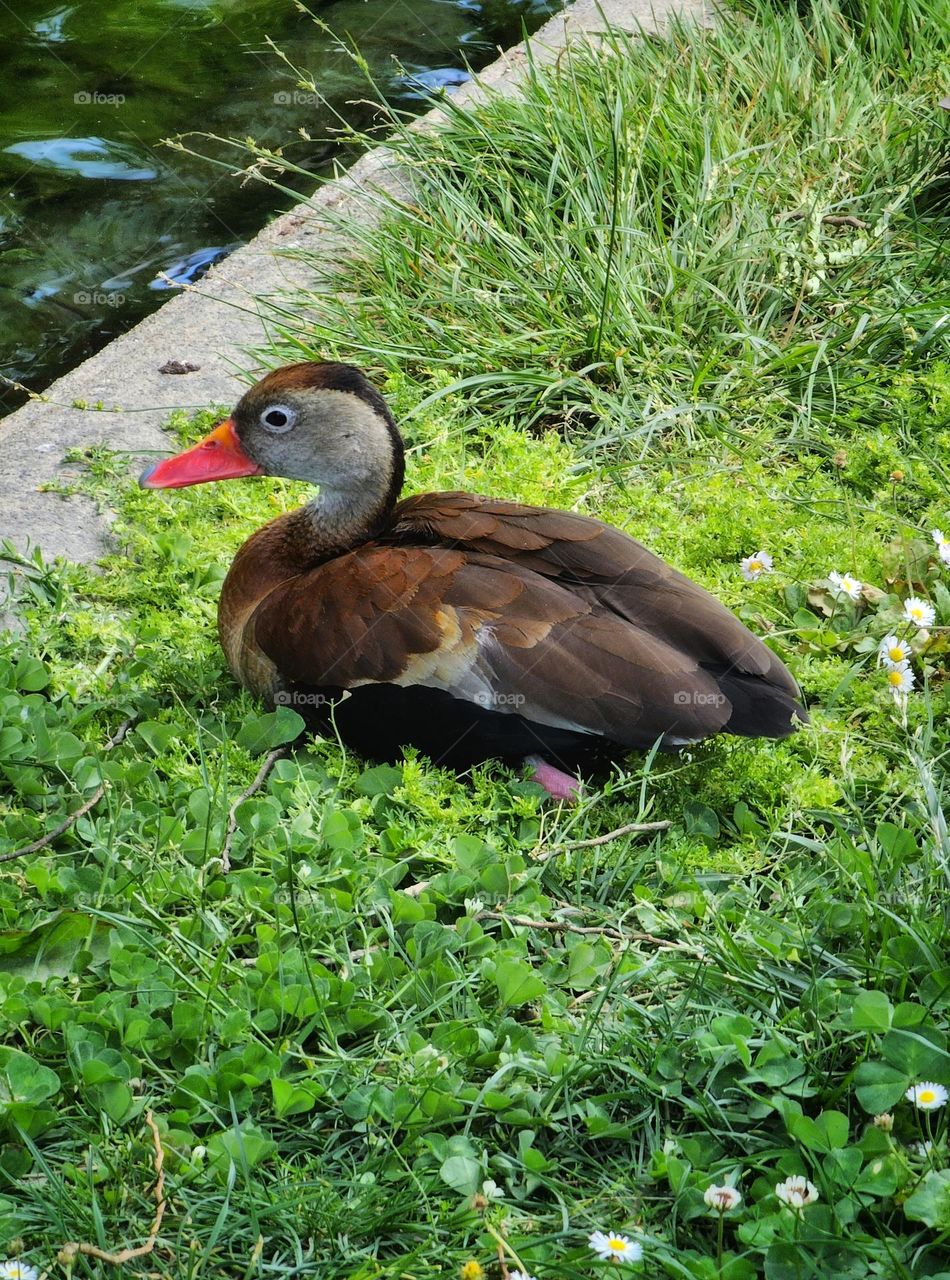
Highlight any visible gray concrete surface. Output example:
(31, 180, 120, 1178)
(0, 0, 708, 583)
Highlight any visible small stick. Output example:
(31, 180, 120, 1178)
(475, 910, 678, 949)
(397, 821, 671, 896)
(483, 1222, 529, 1279)
(402, 879, 430, 898)
(821, 215, 868, 229)
(0, 717, 135, 863)
(496, 1236, 509, 1280)
(219, 747, 288, 872)
(779, 210, 868, 229)
(58, 1110, 166, 1267)
(534, 819, 670, 861)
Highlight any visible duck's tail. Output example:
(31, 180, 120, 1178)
(702, 664, 809, 739)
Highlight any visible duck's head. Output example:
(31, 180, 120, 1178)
(139, 362, 405, 508)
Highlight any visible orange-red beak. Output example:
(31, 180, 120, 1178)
(138, 417, 263, 489)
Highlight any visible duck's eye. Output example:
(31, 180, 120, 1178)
(260, 404, 296, 433)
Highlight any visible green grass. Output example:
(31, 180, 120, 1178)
(2, 0, 950, 1276)
(256, 0, 950, 459)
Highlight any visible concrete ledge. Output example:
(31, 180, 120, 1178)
(0, 0, 707, 576)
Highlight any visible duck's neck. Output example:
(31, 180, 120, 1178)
(291, 477, 396, 562)
(288, 416, 406, 563)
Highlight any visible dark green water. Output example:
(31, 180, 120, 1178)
(0, 0, 556, 415)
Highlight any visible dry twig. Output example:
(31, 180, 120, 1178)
(58, 1109, 166, 1268)
(474, 909, 681, 949)
(403, 878, 431, 898)
(397, 819, 670, 897)
(219, 747, 288, 872)
(779, 210, 868, 229)
(0, 716, 134, 863)
(534, 818, 670, 861)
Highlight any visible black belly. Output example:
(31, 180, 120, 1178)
(277, 681, 615, 772)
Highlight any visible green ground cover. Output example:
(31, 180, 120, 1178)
(2, 0, 950, 1275)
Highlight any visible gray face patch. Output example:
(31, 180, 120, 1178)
(235, 388, 395, 492)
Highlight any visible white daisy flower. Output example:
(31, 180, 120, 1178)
(0, 1264, 40, 1280)
(931, 529, 950, 564)
(905, 1081, 949, 1110)
(903, 597, 936, 628)
(828, 570, 862, 601)
(878, 635, 913, 668)
(774, 1176, 819, 1211)
(885, 664, 915, 696)
(741, 550, 773, 582)
(588, 1230, 644, 1263)
(703, 1184, 742, 1213)
(510, 1272, 538, 1280)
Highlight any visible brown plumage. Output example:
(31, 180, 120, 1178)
(140, 361, 807, 787)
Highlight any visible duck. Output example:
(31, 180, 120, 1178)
(140, 361, 807, 799)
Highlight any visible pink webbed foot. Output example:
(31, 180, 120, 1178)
(524, 755, 583, 803)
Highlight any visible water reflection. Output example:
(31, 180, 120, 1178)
(150, 245, 239, 290)
(0, 0, 557, 414)
(5, 137, 158, 181)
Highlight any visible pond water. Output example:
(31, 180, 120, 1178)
(0, 0, 557, 415)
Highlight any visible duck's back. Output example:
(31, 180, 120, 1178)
(219, 491, 805, 768)
(385, 492, 805, 734)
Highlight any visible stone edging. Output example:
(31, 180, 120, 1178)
(0, 0, 707, 575)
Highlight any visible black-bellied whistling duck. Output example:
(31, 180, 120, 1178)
(140, 361, 806, 800)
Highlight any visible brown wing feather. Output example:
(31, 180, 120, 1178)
(250, 544, 735, 746)
(253, 546, 464, 685)
(389, 492, 798, 695)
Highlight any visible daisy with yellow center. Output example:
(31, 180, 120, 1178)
(932, 529, 950, 565)
(886, 665, 915, 696)
(903, 597, 936, 629)
(588, 1230, 643, 1263)
(828, 570, 862, 601)
(741, 550, 773, 582)
(905, 1081, 949, 1110)
(0, 1264, 40, 1280)
(878, 635, 912, 668)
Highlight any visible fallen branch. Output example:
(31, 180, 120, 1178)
(58, 1109, 166, 1268)
(475, 910, 682, 950)
(219, 747, 288, 873)
(403, 879, 430, 898)
(483, 1221, 529, 1280)
(0, 717, 135, 863)
(534, 819, 670, 861)
(396, 820, 671, 897)
(779, 210, 868, 229)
